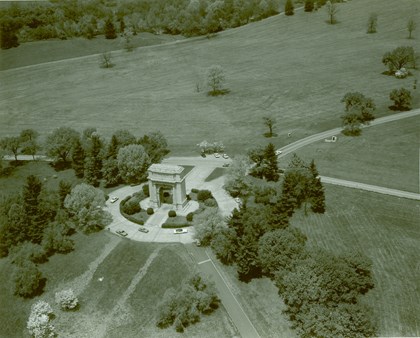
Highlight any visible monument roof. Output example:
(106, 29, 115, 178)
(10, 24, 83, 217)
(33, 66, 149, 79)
(148, 163, 184, 174)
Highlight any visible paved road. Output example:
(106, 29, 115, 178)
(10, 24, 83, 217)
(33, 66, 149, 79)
(186, 244, 260, 338)
(278, 109, 420, 156)
(320, 176, 420, 201)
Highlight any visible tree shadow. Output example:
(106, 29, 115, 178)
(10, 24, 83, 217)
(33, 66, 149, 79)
(50, 161, 71, 171)
(207, 89, 231, 96)
(263, 132, 278, 138)
(388, 105, 411, 112)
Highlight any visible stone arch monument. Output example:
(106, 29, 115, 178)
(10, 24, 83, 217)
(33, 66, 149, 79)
(147, 164, 187, 210)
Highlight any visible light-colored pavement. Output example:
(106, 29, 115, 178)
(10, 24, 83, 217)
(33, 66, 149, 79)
(320, 176, 420, 201)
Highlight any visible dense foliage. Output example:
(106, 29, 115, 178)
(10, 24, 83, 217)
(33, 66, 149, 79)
(341, 92, 376, 136)
(389, 87, 412, 111)
(0, 0, 281, 48)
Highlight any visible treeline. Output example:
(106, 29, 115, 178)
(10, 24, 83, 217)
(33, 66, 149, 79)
(0, 0, 281, 49)
(199, 151, 376, 337)
(0, 127, 170, 187)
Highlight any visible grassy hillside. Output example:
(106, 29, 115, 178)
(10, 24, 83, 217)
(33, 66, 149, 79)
(0, 235, 237, 337)
(292, 185, 420, 337)
(280, 115, 420, 192)
(1, 0, 419, 156)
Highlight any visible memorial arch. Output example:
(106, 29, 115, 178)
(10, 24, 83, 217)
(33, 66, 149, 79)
(147, 164, 187, 210)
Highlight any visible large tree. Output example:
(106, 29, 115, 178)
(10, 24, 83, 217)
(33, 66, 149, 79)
(45, 127, 80, 163)
(84, 132, 104, 187)
(64, 183, 112, 233)
(20, 129, 40, 160)
(224, 155, 252, 197)
(138, 131, 170, 163)
(382, 46, 415, 73)
(0, 136, 21, 161)
(117, 144, 150, 184)
(341, 92, 376, 123)
(262, 143, 279, 182)
(194, 207, 225, 246)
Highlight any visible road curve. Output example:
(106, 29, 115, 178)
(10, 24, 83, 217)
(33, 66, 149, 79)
(278, 109, 420, 156)
(320, 176, 420, 201)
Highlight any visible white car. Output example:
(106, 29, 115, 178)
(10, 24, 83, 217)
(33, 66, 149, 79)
(110, 196, 119, 203)
(275, 150, 282, 155)
(222, 153, 229, 159)
(214, 153, 220, 158)
(174, 228, 188, 234)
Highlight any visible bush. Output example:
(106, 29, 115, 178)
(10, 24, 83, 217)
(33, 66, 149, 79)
(197, 189, 213, 201)
(122, 199, 141, 215)
(304, 0, 314, 12)
(55, 289, 79, 310)
(204, 198, 218, 207)
(123, 213, 145, 225)
(191, 188, 199, 193)
(285, 0, 294, 16)
(389, 88, 412, 111)
(186, 212, 194, 222)
(142, 184, 150, 197)
(27, 300, 55, 338)
(161, 222, 192, 229)
(13, 261, 44, 298)
(147, 208, 154, 215)
(168, 210, 177, 217)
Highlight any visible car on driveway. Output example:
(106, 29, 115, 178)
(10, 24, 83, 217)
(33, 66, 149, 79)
(110, 196, 119, 203)
(222, 163, 230, 167)
(116, 230, 128, 236)
(222, 153, 229, 159)
(138, 227, 149, 233)
(214, 153, 220, 158)
(174, 228, 188, 234)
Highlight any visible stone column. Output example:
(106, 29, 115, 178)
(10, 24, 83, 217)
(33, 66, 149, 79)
(149, 181, 159, 209)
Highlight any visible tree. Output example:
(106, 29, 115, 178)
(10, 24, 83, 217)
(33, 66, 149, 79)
(104, 18, 117, 39)
(389, 88, 412, 111)
(84, 132, 103, 187)
(341, 111, 362, 136)
(325, 1, 338, 24)
(20, 129, 40, 160)
(0, 136, 21, 161)
(262, 143, 279, 181)
(138, 131, 170, 163)
(55, 289, 79, 310)
(341, 92, 376, 123)
(100, 52, 113, 68)
(258, 227, 307, 278)
(22, 175, 44, 243)
(382, 46, 415, 73)
(304, 0, 314, 12)
(224, 155, 252, 197)
(285, 0, 294, 16)
(263, 116, 276, 137)
(13, 260, 44, 298)
(64, 183, 112, 233)
(71, 138, 85, 178)
(194, 208, 225, 246)
(308, 160, 325, 213)
(211, 227, 237, 265)
(9, 242, 47, 266)
(102, 158, 121, 187)
(367, 13, 377, 33)
(407, 18, 416, 39)
(112, 129, 137, 149)
(207, 65, 227, 96)
(27, 300, 55, 338)
(0, 16, 20, 49)
(45, 127, 80, 163)
(117, 144, 150, 184)
(42, 222, 74, 255)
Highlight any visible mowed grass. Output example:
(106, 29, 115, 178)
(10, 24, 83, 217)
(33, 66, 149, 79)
(1, 0, 419, 156)
(0, 236, 236, 337)
(0, 160, 82, 198)
(280, 115, 420, 193)
(291, 185, 420, 337)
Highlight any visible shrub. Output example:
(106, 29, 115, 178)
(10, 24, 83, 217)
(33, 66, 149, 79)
(55, 289, 79, 310)
(161, 222, 192, 229)
(204, 198, 218, 207)
(168, 210, 177, 217)
(285, 0, 294, 16)
(13, 261, 44, 298)
(122, 199, 141, 215)
(191, 188, 199, 193)
(27, 300, 55, 338)
(147, 208, 154, 215)
(304, 0, 314, 12)
(186, 212, 194, 222)
(197, 189, 213, 201)
(142, 184, 150, 197)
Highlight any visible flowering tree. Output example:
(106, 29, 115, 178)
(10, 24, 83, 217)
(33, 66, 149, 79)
(27, 301, 55, 338)
(55, 289, 79, 310)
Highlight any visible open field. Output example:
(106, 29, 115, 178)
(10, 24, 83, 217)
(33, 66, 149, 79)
(292, 185, 420, 337)
(280, 115, 420, 193)
(1, 0, 419, 156)
(0, 234, 237, 337)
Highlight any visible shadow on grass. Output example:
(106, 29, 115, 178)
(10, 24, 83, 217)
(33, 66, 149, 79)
(207, 89, 231, 96)
(50, 161, 72, 171)
(263, 132, 278, 138)
(388, 105, 411, 112)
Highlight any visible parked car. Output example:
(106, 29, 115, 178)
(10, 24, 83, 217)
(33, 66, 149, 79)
(138, 227, 149, 233)
(110, 196, 119, 203)
(116, 230, 128, 236)
(214, 153, 220, 158)
(222, 153, 229, 159)
(201, 152, 206, 158)
(174, 228, 188, 234)
(275, 150, 282, 155)
(222, 163, 230, 168)
(194, 239, 201, 246)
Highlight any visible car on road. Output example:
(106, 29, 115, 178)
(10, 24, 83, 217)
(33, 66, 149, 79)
(275, 150, 282, 155)
(222, 153, 229, 159)
(222, 163, 230, 167)
(116, 230, 128, 236)
(214, 153, 220, 158)
(194, 239, 201, 246)
(138, 227, 149, 233)
(174, 228, 188, 234)
(110, 196, 119, 203)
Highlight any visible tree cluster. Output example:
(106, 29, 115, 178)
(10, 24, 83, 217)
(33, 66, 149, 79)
(340, 92, 376, 136)
(248, 143, 280, 182)
(0, 129, 40, 163)
(0, 0, 281, 48)
(156, 274, 220, 333)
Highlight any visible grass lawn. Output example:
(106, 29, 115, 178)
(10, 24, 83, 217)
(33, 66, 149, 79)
(291, 185, 420, 337)
(0, 234, 236, 337)
(1, 0, 419, 156)
(280, 115, 420, 193)
(0, 160, 81, 199)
